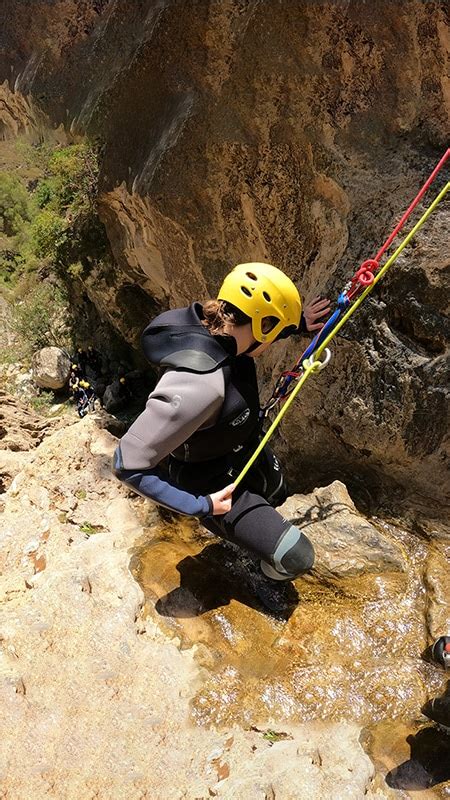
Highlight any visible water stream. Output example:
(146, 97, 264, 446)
(131, 512, 450, 796)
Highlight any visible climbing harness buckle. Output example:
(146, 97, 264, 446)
(303, 347, 332, 373)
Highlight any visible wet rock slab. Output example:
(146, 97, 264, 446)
(1, 414, 381, 799)
(138, 504, 429, 733)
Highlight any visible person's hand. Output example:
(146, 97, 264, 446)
(209, 484, 235, 515)
(303, 296, 331, 332)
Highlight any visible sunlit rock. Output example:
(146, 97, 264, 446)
(31, 346, 71, 390)
(424, 541, 450, 641)
(1, 1, 448, 511)
(279, 481, 406, 579)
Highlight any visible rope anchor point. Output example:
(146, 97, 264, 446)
(304, 348, 332, 373)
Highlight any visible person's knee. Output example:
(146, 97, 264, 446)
(269, 524, 315, 578)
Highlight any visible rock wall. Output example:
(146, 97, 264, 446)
(1, 0, 449, 513)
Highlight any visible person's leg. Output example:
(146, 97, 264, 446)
(203, 489, 314, 580)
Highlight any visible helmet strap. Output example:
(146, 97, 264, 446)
(244, 340, 263, 355)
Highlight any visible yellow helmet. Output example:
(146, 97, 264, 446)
(217, 262, 302, 343)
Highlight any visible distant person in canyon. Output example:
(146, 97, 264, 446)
(74, 379, 96, 418)
(113, 263, 330, 606)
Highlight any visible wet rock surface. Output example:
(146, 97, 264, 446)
(424, 541, 450, 641)
(0, 403, 447, 797)
(0, 407, 386, 799)
(1, 2, 449, 797)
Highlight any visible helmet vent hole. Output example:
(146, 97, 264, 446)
(241, 286, 252, 297)
(263, 291, 271, 302)
(246, 272, 258, 281)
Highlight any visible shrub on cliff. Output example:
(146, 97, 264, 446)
(2, 139, 107, 361)
(1, 140, 106, 281)
(12, 278, 71, 355)
(0, 173, 30, 236)
(34, 144, 98, 216)
(30, 209, 68, 261)
(28, 142, 107, 273)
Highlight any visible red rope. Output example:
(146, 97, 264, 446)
(347, 149, 449, 299)
(374, 148, 450, 263)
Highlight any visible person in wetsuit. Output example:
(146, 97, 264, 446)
(74, 379, 96, 418)
(113, 262, 329, 586)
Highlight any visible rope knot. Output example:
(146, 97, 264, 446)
(355, 259, 378, 287)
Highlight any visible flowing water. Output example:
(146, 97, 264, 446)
(131, 512, 450, 796)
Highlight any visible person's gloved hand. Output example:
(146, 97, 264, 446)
(302, 296, 331, 332)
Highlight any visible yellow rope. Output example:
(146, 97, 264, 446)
(233, 181, 449, 488)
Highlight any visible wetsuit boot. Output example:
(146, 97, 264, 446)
(422, 696, 450, 733)
(206, 543, 297, 618)
(252, 576, 298, 618)
(233, 554, 298, 618)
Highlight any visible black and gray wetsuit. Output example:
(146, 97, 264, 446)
(113, 303, 314, 580)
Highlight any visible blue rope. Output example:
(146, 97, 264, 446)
(264, 292, 351, 411)
(302, 292, 350, 361)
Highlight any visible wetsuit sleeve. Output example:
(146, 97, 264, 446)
(113, 369, 224, 517)
(294, 313, 308, 334)
(276, 313, 307, 340)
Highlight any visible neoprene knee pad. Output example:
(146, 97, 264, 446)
(270, 524, 315, 578)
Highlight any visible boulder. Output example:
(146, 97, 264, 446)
(32, 347, 71, 390)
(278, 481, 406, 579)
(102, 379, 125, 412)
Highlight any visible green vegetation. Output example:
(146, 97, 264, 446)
(13, 281, 69, 351)
(0, 174, 30, 236)
(262, 729, 290, 742)
(28, 389, 56, 411)
(1, 140, 105, 285)
(250, 726, 294, 744)
(30, 208, 67, 261)
(0, 138, 108, 361)
(80, 521, 104, 536)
